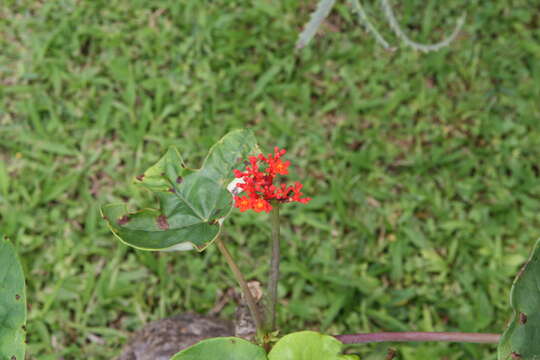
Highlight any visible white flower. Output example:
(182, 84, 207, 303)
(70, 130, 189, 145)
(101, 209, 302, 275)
(227, 177, 245, 196)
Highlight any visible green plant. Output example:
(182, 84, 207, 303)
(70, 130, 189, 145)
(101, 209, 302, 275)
(102, 130, 357, 356)
(498, 239, 540, 360)
(171, 337, 266, 360)
(2, 130, 539, 358)
(0, 235, 27, 360)
(100, 130, 540, 359)
(3, 1, 540, 358)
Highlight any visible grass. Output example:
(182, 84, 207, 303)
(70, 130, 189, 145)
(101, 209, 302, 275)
(1, 0, 539, 358)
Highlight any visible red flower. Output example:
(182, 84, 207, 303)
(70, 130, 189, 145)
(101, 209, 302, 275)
(235, 196, 252, 212)
(232, 147, 311, 213)
(252, 198, 272, 213)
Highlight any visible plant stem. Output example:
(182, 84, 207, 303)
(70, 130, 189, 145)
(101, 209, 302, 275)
(266, 202, 280, 331)
(334, 332, 500, 344)
(215, 236, 264, 339)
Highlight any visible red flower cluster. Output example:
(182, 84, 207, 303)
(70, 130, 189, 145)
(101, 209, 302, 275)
(232, 147, 311, 213)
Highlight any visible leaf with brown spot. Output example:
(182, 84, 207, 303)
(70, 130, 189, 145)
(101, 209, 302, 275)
(0, 236, 27, 360)
(498, 238, 540, 359)
(102, 130, 260, 252)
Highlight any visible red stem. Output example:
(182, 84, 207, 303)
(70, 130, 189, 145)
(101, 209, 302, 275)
(335, 332, 500, 344)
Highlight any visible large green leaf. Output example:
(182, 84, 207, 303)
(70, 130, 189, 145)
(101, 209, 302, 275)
(0, 235, 27, 360)
(498, 239, 540, 360)
(268, 331, 359, 360)
(102, 130, 259, 251)
(170, 337, 267, 360)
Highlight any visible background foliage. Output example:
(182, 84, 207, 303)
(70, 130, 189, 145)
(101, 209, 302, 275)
(1, 0, 539, 359)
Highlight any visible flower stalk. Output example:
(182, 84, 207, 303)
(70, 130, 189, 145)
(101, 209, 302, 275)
(215, 236, 264, 340)
(231, 146, 310, 337)
(334, 332, 500, 344)
(266, 201, 281, 331)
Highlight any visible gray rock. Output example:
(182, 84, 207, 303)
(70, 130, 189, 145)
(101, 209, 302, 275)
(116, 313, 234, 360)
(117, 282, 262, 360)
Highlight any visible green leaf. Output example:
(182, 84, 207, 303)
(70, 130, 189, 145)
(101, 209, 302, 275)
(170, 337, 267, 360)
(268, 331, 359, 360)
(498, 238, 540, 360)
(102, 130, 259, 251)
(0, 235, 27, 360)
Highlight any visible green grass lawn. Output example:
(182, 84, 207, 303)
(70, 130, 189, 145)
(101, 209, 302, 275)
(1, 0, 539, 358)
